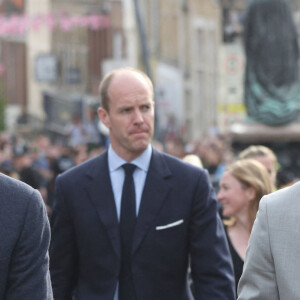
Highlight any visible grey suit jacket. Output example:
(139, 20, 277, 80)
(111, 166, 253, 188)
(0, 173, 53, 299)
(238, 181, 300, 300)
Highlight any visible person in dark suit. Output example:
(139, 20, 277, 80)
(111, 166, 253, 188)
(0, 172, 53, 299)
(49, 67, 235, 300)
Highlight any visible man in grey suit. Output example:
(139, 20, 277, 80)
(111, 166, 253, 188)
(238, 182, 300, 300)
(0, 172, 53, 299)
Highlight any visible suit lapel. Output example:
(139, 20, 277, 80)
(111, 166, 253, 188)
(132, 150, 172, 255)
(85, 152, 121, 258)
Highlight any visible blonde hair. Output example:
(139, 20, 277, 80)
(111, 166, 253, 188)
(223, 158, 273, 230)
(239, 145, 277, 165)
(182, 154, 203, 168)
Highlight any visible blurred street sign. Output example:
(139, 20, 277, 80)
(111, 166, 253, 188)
(65, 67, 81, 84)
(35, 54, 58, 83)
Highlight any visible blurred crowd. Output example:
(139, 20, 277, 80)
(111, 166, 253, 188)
(0, 128, 298, 217)
(0, 132, 107, 214)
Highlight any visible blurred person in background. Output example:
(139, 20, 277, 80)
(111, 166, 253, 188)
(239, 145, 278, 190)
(12, 145, 51, 214)
(51, 144, 75, 177)
(46, 144, 75, 213)
(217, 158, 273, 291)
(197, 136, 233, 192)
(164, 138, 185, 158)
(276, 168, 299, 189)
(0, 134, 15, 178)
(65, 114, 88, 147)
(0, 133, 13, 162)
(13, 145, 42, 190)
(73, 144, 89, 166)
(84, 106, 105, 150)
(182, 154, 203, 168)
(31, 134, 53, 180)
(0, 159, 18, 179)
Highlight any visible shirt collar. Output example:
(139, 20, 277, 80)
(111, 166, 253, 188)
(108, 145, 152, 172)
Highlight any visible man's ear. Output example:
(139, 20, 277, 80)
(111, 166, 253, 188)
(98, 107, 110, 129)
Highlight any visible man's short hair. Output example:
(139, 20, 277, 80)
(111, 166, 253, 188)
(98, 67, 154, 111)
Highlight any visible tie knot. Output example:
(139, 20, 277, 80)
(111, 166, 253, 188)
(122, 163, 136, 176)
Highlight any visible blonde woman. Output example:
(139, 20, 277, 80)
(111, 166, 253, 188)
(217, 158, 272, 291)
(239, 145, 278, 190)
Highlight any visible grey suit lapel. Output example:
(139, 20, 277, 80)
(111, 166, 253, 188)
(85, 152, 121, 258)
(132, 150, 172, 255)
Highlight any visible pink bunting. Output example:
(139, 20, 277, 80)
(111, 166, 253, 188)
(0, 13, 110, 36)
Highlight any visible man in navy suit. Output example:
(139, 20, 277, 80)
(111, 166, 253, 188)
(50, 67, 235, 300)
(0, 172, 53, 299)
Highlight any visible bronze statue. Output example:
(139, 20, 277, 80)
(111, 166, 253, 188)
(244, 0, 300, 125)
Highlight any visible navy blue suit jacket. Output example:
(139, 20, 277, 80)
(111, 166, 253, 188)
(50, 149, 235, 300)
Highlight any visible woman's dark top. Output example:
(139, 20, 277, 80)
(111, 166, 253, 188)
(224, 225, 244, 292)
